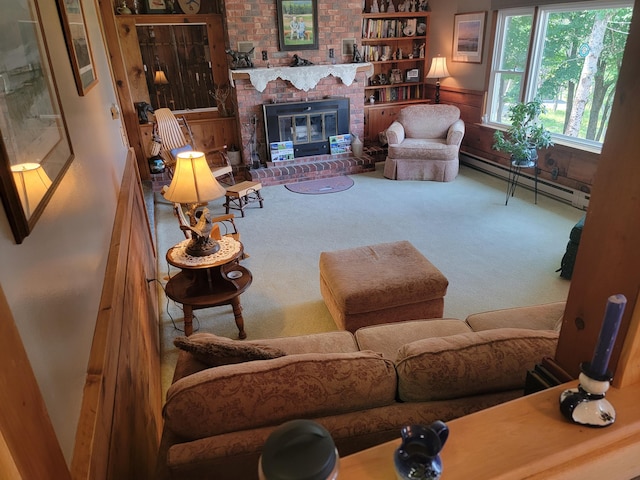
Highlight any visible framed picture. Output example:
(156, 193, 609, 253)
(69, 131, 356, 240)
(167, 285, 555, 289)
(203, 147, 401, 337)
(277, 0, 319, 51)
(270, 141, 295, 162)
(452, 12, 487, 64)
(329, 134, 352, 155)
(56, 0, 98, 95)
(146, 0, 168, 13)
(0, 0, 74, 243)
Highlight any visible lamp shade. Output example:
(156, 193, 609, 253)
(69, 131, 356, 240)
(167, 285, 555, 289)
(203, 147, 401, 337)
(154, 70, 169, 85)
(426, 56, 450, 79)
(163, 151, 226, 204)
(11, 163, 52, 218)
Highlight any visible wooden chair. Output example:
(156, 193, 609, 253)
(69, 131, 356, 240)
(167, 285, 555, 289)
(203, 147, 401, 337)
(153, 108, 235, 185)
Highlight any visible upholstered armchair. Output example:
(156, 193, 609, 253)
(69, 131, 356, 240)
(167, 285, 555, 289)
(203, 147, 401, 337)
(383, 104, 465, 182)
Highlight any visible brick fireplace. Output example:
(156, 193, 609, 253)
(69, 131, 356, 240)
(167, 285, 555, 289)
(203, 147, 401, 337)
(223, 0, 374, 185)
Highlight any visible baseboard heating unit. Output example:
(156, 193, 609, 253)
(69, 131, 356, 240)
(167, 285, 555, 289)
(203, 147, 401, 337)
(460, 152, 590, 210)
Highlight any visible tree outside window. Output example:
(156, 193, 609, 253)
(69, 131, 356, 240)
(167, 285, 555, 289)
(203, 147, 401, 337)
(487, 3, 632, 149)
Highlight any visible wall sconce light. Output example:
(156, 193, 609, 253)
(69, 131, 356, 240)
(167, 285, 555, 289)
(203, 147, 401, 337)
(10, 163, 52, 218)
(426, 55, 450, 104)
(162, 151, 227, 256)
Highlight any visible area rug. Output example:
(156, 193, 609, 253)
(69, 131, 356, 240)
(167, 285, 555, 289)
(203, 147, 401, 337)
(285, 176, 354, 195)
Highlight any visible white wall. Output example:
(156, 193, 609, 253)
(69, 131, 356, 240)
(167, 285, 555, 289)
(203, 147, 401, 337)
(0, 0, 129, 464)
(428, 0, 492, 93)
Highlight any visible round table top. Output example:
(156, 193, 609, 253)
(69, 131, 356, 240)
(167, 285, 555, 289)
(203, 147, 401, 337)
(166, 237, 242, 269)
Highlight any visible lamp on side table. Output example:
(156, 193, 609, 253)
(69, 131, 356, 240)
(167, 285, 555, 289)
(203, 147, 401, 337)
(163, 151, 226, 256)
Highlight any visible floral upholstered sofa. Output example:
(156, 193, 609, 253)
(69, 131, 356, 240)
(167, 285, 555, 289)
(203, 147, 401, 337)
(156, 302, 565, 480)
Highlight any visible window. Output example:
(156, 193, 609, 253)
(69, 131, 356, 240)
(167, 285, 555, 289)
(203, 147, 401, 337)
(487, 2, 633, 150)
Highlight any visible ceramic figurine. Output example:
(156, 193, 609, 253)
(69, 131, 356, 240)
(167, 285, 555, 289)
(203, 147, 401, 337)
(352, 44, 363, 63)
(116, 1, 131, 14)
(394, 422, 448, 480)
(371, 0, 379, 13)
(387, 0, 395, 12)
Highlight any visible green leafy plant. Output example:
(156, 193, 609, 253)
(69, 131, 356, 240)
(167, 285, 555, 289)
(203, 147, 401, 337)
(493, 98, 554, 164)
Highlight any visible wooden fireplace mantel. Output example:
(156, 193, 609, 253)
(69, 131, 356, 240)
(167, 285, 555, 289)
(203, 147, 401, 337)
(228, 63, 374, 92)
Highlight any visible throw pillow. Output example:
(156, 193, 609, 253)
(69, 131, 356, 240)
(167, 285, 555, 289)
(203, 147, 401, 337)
(170, 144, 193, 160)
(173, 333, 286, 367)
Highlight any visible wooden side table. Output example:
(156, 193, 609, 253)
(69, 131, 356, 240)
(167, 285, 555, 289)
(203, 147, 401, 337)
(165, 237, 252, 338)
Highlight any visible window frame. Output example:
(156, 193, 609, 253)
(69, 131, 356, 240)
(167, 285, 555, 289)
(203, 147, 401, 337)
(486, 1, 633, 154)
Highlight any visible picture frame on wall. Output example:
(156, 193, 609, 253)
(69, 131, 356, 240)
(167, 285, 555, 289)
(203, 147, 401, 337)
(0, 0, 74, 243)
(452, 11, 487, 64)
(56, 0, 98, 95)
(277, 0, 319, 51)
(145, 0, 168, 13)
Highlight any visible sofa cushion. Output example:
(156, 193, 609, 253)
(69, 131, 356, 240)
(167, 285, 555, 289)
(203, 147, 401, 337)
(173, 333, 286, 367)
(397, 104, 461, 139)
(388, 139, 460, 161)
(163, 351, 397, 440)
(250, 331, 359, 355)
(355, 318, 472, 361)
(395, 328, 559, 402)
(465, 302, 566, 332)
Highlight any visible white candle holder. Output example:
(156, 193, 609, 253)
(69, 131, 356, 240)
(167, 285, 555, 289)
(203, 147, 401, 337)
(559, 362, 615, 427)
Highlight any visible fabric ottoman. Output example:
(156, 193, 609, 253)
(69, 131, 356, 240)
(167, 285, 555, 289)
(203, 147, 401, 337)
(319, 241, 448, 332)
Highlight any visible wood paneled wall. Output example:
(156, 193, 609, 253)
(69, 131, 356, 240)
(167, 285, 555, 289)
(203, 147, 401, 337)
(435, 85, 600, 194)
(71, 150, 161, 479)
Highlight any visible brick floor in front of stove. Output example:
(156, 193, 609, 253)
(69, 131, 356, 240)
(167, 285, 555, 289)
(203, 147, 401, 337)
(248, 153, 377, 186)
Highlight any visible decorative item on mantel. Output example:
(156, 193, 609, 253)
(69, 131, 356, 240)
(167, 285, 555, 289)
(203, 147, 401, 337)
(394, 421, 448, 480)
(226, 48, 255, 69)
(560, 294, 627, 427)
(352, 43, 363, 63)
(291, 54, 314, 66)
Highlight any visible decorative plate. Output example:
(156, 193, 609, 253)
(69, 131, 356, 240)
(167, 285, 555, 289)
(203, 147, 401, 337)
(178, 0, 200, 14)
(417, 23, 426, 35)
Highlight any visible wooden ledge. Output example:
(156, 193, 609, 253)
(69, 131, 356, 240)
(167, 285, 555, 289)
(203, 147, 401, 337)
(340, 381, 640, 479)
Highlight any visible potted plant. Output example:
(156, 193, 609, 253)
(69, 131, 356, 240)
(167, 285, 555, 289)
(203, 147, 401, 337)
(492, 98, 554, 166)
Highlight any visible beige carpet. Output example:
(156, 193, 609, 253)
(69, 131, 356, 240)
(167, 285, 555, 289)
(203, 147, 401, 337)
(154, 163, 584, 395)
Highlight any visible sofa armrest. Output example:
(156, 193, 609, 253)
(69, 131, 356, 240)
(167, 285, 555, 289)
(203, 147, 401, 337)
(385, 121, 405, 145)
(446, 119, 465, 146)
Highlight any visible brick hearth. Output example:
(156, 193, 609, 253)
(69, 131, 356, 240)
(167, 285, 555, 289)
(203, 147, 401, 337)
(248, 153, 376, 186)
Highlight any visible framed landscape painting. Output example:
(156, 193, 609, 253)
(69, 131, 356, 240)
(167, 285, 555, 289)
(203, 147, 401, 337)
(277, 0, 319, 51)
(452, 12, 486, 63)
(57, 0, 98, 95)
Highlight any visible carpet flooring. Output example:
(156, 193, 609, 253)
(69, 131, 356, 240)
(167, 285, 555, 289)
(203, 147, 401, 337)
(284, 175, 355, 194)
(154, 162, 585, 395)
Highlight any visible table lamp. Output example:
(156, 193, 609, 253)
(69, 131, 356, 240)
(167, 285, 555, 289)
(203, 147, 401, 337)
(163, 151, 227, 256)
(426, 55, 450, 104)
(11, 163, 52, 218)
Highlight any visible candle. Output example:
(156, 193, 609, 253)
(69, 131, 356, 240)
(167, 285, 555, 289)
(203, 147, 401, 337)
(590, 294, 627, 377)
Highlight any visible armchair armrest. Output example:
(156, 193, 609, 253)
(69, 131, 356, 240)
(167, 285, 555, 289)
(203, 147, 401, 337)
(446, 119, 466, 146)
(385, 121, 405, 145)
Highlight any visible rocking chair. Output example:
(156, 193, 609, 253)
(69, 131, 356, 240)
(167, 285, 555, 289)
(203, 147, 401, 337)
(153, 108, 235, 185)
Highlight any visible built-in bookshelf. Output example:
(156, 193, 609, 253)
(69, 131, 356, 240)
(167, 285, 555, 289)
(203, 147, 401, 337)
(360, 0, 430, 142)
